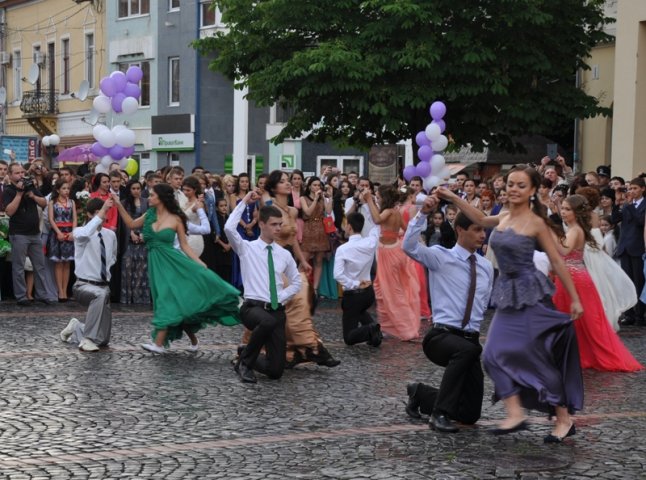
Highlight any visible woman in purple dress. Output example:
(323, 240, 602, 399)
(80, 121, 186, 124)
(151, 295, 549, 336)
(438, 165, 584, 443)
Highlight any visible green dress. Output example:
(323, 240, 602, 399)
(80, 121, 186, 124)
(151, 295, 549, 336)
(143, 209, 240, 345)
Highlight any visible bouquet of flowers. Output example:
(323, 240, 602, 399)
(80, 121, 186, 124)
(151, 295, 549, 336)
(0, 216, 11, 257)
(76, 190, 91, 226)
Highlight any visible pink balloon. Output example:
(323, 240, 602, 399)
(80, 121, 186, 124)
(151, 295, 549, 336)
(416, 161, 431, 178)
(403, 165, 417, 182)
(111, 93, 126, 113)
(110, 71, 128, 93)
(99, 76, 117, 97)
(417, 145, 433, 163)
(415, 131, 430, 147)
(123, 82, 141, 99)
(126, 66, 144, 83)
(91, 142, 109, 157)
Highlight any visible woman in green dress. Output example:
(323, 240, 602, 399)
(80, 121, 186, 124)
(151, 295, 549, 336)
(113, 184, 240, 353)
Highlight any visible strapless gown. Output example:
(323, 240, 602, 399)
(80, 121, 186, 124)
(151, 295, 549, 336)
(553, 249, 643, 372)
(143, 209, 241, 345)
(484, 229, 584, 414)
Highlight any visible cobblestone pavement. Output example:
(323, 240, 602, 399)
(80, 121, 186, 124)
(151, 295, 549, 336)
(0, 299, 645, 479)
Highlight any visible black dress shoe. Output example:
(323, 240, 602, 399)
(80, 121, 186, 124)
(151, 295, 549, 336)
(544, 423, 576, 443)
(235, 360, 257, 383)
(405, 383, 421, 419)
(491, 420, 529, 436)
(309, 346, 341, 367)
(429, 413, 459, 433)
(368, 323, 383, 347)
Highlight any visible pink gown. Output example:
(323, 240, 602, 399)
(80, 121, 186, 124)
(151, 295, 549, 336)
(400, 205, 431, 319)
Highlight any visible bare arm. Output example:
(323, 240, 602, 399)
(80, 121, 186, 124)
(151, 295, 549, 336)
(301, 194, 320, 217)
(48, 201, 60, 236)
(4, 189, 23, 217)
(554, 225, 584, 256)
(363, 191, 391, 224)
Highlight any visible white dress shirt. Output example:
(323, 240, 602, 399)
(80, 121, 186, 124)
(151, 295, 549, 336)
(333, 226, 379, 290)
(73, 215, 118, 282)
(344, 197, 375, 237)
(225, 200, 301, 304)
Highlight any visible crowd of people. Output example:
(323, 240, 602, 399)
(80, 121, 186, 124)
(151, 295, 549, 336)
(2, 153, 645, 441)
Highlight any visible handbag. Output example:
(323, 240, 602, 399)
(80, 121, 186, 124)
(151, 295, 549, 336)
(322, 215, 336, 235)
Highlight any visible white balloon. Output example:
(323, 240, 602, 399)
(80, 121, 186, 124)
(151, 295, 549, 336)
(112, 124, 127, 134)
(423, 176, 441, 192)
(98, 130, 116, 149)
(49, 134, 60, 146)
(100, 155, 113, 167)
(118, 158, 128, 169)
(93, 95, 112, 114)
(94, 164, 108, 174)
(425, 123, 441, 142)
(93, 124, 108, 140)
(433, 135, 449, 152)
(121, 96, 139, 115)
(115, 128, 136, 148)
(42, 136, 51, 147)
(430, 154, 445, 172)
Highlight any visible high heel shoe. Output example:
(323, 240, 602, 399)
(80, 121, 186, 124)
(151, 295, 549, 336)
(491, 419, 529, 436)
(543, 423, 576, 443)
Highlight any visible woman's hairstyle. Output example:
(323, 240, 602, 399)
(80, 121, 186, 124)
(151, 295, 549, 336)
(50, 178, 68, 202)
(152, 183, 188, 232)
(540, 177, 554, 190)
(256, 173, 268, 187)
(575, 186, 600, 209)
(234, 172, 250, 195)
(289, 169, 305, 195)
(399, 186, 416, 204)
(265, 170, 286, 198)
(599, 187, 615, 203)
(334, 180, 354, 200)
(182, 175, 203, 196)
(600, 214, 620, 242)
(210, 174, 222, 190)
(480, 189, 495, 204)
(192, 172, 210, 189)
(432, 209, 445, 220)
(564, 194, 598, 249)
(222, 174, 236, 190)
(91, 173, 108, 192)
(377, 184, 399, 211)
(304, 176, 323, 198)
(123, 179, 143, 217)
(568, 174, 589, 196)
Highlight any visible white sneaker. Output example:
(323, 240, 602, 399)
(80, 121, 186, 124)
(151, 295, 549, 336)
(60, 318, 80, 342)
(141, 343, 166, 354)
(187, 340, 199, 352)
(79, 338, 99, 352)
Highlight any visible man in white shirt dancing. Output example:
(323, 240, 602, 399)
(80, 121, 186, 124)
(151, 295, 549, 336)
(225, 190, 302, 383)
(333, 212, 382, 346)
(59, 198, 118, 352)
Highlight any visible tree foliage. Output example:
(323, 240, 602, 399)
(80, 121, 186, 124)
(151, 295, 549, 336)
(195, 0, 612, 152)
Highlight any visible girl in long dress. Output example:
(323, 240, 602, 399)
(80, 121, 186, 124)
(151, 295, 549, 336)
(47, 178, 76, 301)
(552, 195, 643, 372)
(438, 165, 584, 443)
(181, 176, 211, 257)
(365, 185, 421, 341)
(113, 184, 240, 353)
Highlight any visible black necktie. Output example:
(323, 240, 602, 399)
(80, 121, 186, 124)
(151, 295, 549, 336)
(462, 254, 477, 328)
(98, 231, 107, 282)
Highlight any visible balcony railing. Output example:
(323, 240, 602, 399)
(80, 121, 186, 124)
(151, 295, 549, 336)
(19, 89, 59, 116)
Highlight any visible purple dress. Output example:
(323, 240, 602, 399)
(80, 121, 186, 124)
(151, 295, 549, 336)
(484, 228, 584, 414)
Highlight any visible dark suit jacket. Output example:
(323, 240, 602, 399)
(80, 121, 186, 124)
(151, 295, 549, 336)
(613, 200, 646, 257)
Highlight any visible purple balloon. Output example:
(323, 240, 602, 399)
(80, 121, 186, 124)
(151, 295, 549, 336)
(417, 145, 433, 163)
(122, 146, 135, 157)
(416, 161, 432, 178)
(99, 76, 117, 97)
(415, 131, 430, 147)
(430, 101, 447, 121)
(109, 144, 125, 160)
(432, 119, 446, 133)
(403, 165, 417, 182)
(126, 66, 144, 84)
(110, 71, 128, 93)
(111, 93, 126, 113)
(91, 142, 109, 157)
(123, 82, 141, 99)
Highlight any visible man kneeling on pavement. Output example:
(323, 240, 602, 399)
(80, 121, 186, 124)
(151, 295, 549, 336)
(402, 195, 493, 433)
(60, 198, 117, 352)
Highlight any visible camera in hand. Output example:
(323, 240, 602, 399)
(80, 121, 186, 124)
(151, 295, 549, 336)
(21, 176, 36, 191)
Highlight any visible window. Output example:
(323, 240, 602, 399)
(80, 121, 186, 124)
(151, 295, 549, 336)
(316, 156, 364, 175)
(61, 39, 70, 94)
(47, 43, 55, 90)
(200, 1, 216, 27)
(169, 57, 180, 106)
(13, 49, 21, 101)
(118, 61, 150, 107)
(33, 46, 42, 90)
(118, 0, 150, 18)
(169, 0, 180, 11)
(85, 33, 94, 88)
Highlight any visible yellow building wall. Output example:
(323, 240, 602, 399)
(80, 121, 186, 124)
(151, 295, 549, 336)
(580, 43, 614, 174)
(3, 0, 105, 137)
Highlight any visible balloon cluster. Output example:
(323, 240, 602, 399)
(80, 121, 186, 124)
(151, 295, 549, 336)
(404, 101, 452, 191)
(42, 134, 60, 149)
(90, 66, 143, 174)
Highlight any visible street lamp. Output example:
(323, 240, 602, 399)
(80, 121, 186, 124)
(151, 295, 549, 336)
(42, 134, 60, 163)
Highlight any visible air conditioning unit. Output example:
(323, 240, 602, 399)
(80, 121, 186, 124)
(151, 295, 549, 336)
(34, 51, 45, 65)
(0, 52, 10, 65)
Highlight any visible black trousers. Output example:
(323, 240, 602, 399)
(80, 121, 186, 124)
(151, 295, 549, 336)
(420, 328, 484, 424)
(620, 253, 645, 319)
(240, 303, 286, 380)
(341, 286, 375, 345)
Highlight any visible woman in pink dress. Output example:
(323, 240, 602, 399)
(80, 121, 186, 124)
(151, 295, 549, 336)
(364, 185, 421, 340)
(552, 194, 643, 372)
